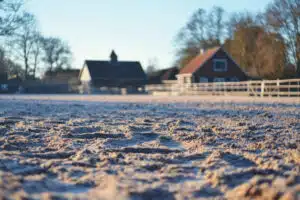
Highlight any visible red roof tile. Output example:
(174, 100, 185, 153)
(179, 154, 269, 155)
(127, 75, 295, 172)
(179, 47, 221, 74)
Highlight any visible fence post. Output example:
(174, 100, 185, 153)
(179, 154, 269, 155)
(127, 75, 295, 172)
(298, 80, 300, 97)
(288, 81, 291, 97)
(247, 80, 251, 96)
(277, 79, 280, 97)
(261, 80, 265, 97)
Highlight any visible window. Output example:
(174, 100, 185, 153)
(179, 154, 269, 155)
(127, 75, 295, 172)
(0, 84, 8, 91)
(199, 77, 208, 83)
(230, 77, 239, 82)
(213, 59, 227, 72)
(213, 78, 225, 82)
(183, 77, 190, 83)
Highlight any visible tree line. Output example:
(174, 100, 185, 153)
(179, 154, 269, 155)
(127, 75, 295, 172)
(1, 0, 299, 81)
(0, 0, 72, 81)
(175, 0, 300, 79)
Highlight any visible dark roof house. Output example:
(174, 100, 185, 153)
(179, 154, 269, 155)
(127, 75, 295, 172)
(79, 51, 147, 89)
(177, 47, 248, 83)
(148, 67, 179, 84)
(18, 69, 81, 94)
(6, 76, 22, 94)
(0, 72, 7, 84)
(0, 72, 8, 93)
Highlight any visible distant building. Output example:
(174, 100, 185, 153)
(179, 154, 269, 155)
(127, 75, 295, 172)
(43, 69, 80, 84)
(7, 75, 22, 93)
(0, 72, 7, 84)
(79, 50, 147, 94)
(177, 47, 248, 84)
(148, 67, 179, 84)
(36, 69, 81, 93)
(16, 69, 81, 94)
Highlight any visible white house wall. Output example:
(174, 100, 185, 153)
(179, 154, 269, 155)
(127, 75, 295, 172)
(80, 65, 91, 82)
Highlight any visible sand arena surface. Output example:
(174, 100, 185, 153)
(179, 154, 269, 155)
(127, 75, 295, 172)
(0, 95, 299, 199)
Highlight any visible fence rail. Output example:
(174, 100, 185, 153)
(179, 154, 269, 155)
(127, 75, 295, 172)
(145, 79, 300, 97)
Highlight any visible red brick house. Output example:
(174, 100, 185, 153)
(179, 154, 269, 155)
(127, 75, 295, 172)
(177, 47, 248, 84)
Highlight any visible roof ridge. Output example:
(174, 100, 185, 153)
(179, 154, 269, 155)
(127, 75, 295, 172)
(85, 60, 140, 63)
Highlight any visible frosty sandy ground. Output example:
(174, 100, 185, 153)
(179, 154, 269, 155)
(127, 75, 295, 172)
(1, 94, 300, 104)
(0, 95, 299, 199)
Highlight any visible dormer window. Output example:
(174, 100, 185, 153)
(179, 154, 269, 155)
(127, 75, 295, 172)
(213, 59, 227, 72)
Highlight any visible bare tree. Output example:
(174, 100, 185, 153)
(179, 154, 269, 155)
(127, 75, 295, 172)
(5, 58, 24, 78)
(146, 58, 159, 75)
(224, 25, 262, 75)
(226, 12, 258, 39)
(41, 37, 72, 72)
(0, 48, 7, 74)
(266, 0, 300, 74)
(0, 47, 24, 78)
(175, 41, 200, 68)
(31, 32, 43, 78)
(207, 6, 225, 42)
(176, 8, 206, 46)
(0, 0, 25, 36)
(9, 12, 37, 80)
(175, 7, 226, 68)
(224, 14, 288, 80)
(255, 32, 287, 79)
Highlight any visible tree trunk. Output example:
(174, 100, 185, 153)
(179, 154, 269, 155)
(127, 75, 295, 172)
(32, 53, 38, 79)
(24, 57, 29, 80)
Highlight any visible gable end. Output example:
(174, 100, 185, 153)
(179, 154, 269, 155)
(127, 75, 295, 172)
(79, 63, 92, 82)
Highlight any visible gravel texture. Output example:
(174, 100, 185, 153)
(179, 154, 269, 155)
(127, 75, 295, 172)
(0, 96, 299, 199)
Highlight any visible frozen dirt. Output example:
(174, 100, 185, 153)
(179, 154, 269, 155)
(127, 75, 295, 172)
(0, 95, 299, 199)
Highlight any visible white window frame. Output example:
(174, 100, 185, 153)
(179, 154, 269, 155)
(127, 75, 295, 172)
(199, 76, 208, 83)
(177, 74, 193, 85)
(213, 78, 225, 83)
(213, 59, 228, 72)
(183, 77, 189, 83)
(230, 77, 239, 82)
(0, 84, 8, 91)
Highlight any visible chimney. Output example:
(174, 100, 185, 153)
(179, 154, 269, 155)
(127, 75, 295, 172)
(110, 50, 118, 63)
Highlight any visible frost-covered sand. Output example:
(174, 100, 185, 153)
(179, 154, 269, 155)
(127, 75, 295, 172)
(0, 95, 299, 199)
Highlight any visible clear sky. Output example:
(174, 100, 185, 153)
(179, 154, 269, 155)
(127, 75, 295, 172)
(25, 0, 272, 71)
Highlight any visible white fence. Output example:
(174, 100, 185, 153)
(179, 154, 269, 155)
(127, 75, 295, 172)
(146, 79, 300, 97)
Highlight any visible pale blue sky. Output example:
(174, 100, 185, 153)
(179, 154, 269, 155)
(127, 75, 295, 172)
(25, 0, 272, 70)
